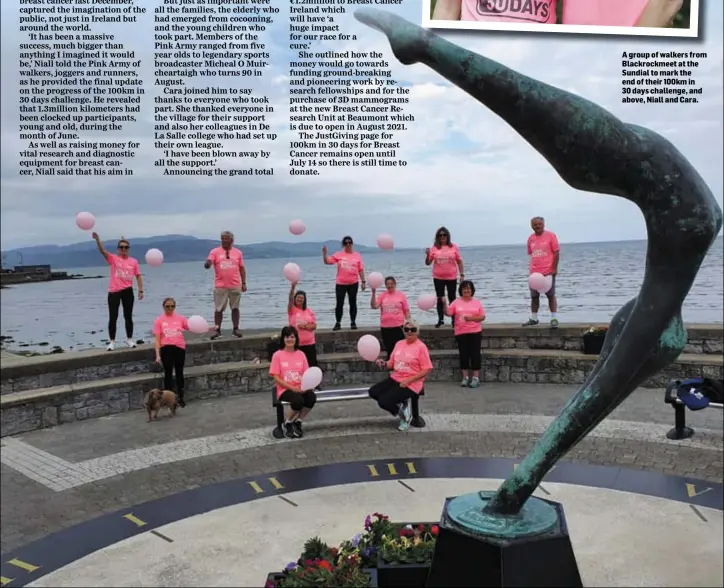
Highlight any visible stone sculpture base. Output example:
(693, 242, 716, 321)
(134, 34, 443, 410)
(426, 493, 583, 587)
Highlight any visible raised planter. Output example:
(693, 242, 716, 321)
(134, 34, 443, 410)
(376, 560, 429, 588)
(582, 332, 606, 355)
(265, 568, 378, 587)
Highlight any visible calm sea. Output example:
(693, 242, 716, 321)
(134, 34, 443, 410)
(2, 239, 722, 353)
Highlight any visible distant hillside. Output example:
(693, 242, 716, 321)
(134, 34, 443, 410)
(1, 236, 380, 269)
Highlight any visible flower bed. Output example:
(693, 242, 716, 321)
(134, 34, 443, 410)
(265, 513, 439, 588)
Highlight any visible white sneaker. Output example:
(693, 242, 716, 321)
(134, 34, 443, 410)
(106, 341, 116, 351)
(125, 339, 136, 348)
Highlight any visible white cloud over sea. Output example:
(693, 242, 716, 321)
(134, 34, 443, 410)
(1, 0, 722, 249)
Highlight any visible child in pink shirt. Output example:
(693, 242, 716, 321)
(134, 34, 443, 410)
(153, 297, 190, 407)
(370, 276, 412, 358)
(269, 326, 317, 439)
(443, 280, 486, 388)
(369, 320, 433, 431)
(425, 226, 465, 329)
(92, 232, 143, 351)
(287, 283, 319, 374)
(322, 236, 366, 331)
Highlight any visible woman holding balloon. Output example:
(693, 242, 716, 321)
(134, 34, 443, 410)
(269, 326, 317, 439)
(322, 236, 366, 331)
(367, 320, 433, 432)
(287, 282, 319, 369)
(370, 275, 411, 358)
(442, 280, 486, 388)
(425, 227, 465, 329)
(153, 298, 191, 407)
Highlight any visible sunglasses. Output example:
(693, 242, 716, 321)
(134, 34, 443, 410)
(403, 327, 418, 333)
(343, 241, 353, 245)
(164, 304, 175, 309)
(118, 245, 129, 250)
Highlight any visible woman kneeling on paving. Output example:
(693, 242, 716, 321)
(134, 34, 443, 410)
(369, 319, 433, 431)
(269, 325, 317, 439)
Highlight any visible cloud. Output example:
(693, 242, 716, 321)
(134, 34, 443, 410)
(1, 1, 721, 249)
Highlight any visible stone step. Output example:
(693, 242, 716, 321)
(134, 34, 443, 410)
(1, 348, 721, 437)
(2, 323, 722, 394)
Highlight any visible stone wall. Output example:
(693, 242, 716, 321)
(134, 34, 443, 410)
(1, 348, 721, 437)
(2, 323, 722, 393)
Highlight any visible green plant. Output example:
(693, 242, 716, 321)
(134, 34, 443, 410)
(378, 524, 439, 565)
(585, 325, 608, 335)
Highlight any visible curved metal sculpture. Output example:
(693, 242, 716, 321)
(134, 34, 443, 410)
(355, 8, 722, 520)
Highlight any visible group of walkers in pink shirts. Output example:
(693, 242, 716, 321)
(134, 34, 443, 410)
(93, 218, 561, 434)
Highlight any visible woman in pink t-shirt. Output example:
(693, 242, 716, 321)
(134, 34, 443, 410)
(153, 298, 190, 407)
(269, 325, 317, 439)
(369, 320, 433, 432)
(287, 282, 319, 370)
(425, 226, 465, 329)
(322, 236, 366, 331)
(443, 280, 486, 388)
(92, 232, 144, 351)
(370, 276, 411, 358)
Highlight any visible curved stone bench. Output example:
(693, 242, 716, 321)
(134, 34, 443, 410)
(1, 348, 721, 437)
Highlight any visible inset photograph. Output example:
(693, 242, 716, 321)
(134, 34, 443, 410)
(424, 0, 699, 38)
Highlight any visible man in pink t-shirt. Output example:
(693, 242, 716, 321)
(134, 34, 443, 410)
(523, 216, 560, 329)
(204, 230, 247, 339)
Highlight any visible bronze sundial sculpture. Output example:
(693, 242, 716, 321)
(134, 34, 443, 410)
(354, 9, 723, 586)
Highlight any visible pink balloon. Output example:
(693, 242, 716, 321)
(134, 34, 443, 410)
(75, 212, 95, 231)
(301, 366, 323, 390)
(528, 272, 552, 294)
(289, 219, 306, 236)
(417, 293, 437, 312)
(376, 234, 394, 250)
(357, 334, 381, 362)
(187, 315, 209, 334)
(283, 262, 301, 282)
(563, 0, 647, 26)
(368, 272, 384, 290)
(145, 248, 164, 266)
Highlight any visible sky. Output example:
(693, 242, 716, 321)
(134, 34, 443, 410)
(1, 1, 722, 250)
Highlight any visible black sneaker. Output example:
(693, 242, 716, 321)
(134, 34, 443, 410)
(178, 397, 186, 408)
(292, 421, 304, 438)
(350, 323, 357, 330)
(522, 319, 539, 326)
(435, 320, 444, 328)
(283, 423, 295, 438)
(332, 323, 341, 331)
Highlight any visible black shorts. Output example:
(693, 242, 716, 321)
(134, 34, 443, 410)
(278, 389, 317, 411)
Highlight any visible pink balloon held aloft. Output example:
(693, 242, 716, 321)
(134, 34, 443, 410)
(289, 219, 306, 236)
(417, 293, 437, 312)
(367, 272, 384, 290)
(376, 234, 394, 250)
(145, 248, 164, 267)
(301, 366, 323, 390)
(75, 212, 95, 231)
(187, 315, 209, 334)
(357, 334, 381, 362)
(528, 272, 552, 294)
(283, 262, 302, 283)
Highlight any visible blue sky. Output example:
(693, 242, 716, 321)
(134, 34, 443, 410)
(1, 1, 721, 249)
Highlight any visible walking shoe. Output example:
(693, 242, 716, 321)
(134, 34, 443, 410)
(106, 341, 116, 351)
(210, 328, 222, 340)
(435, 320, 444, 328)
(283, 423, 295, 439)
(350, 323, 358, 330)
(398, 402, 411, 423)
(550, 318, 559, 329)
(125, 338, 136, 348)
(293, 421, 304, 438)
(460, 378, 469, 387)
(469, 377, 480, 388)
(398, 419, 410, 432)
(332, 323, 341, 331)
(233, 329, 243, 338)
(522, 319, 539, 326)
(177, 396, 186, 408)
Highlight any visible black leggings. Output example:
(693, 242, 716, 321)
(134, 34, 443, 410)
(456, 332, 482, 371)
(335, 283, 359, 323)
(368, 377, 415, 416)
(279, 389, 317, 412)
(380, 327, 404, 358)
(160, 345, 186, 397)
(299, 344, 318, 367)
(434, 278, 457, 323)
(108, 287, 134, 340)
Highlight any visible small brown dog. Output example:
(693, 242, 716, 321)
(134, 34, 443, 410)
(144, 388, 178, 422)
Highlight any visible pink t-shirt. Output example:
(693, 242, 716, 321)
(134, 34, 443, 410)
(377, 291, 410, 328)
(107, 254, 140, 293)
(528, 230, 560, 275)
(269, 349, 309, 398)
(562, 0, 646, 26)
(329, 251, 364, 285)
(208, 246, 244, 289)
(461, 0, 557, 23)
(288, 307, 317, 347)
(389, 339, 433, 395)
(153, 313, 189, 349)
(449, 298, 486, 336)
(429, 244, 462, 280)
